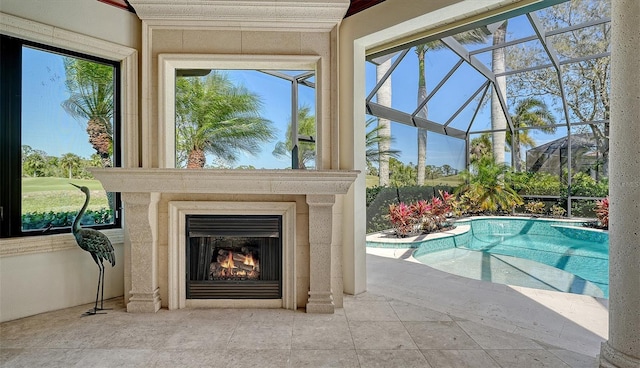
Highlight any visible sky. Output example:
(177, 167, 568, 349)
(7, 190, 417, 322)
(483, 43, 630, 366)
(21, 9, 581, 172)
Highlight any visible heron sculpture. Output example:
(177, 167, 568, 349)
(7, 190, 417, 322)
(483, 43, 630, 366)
(70, 183, 116, 316)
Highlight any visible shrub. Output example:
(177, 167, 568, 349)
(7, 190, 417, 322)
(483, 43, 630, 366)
(387, 191, 456, 237)
(366, 185, 455, 233)
(524, 201, 546, 214)
(388, 202, 417, 237)
(595, 197, 609, 229)
(22, 209, 113, 230)
(550, 205, 566, 217)
(456, 158, 523, 214)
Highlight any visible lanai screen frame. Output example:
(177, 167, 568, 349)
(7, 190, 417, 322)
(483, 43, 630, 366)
(364, 0, 610, 217)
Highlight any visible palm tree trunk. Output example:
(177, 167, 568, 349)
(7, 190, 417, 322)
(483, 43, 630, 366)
(187, 148, 206, 168)
(416, 45, 428, 185)
(86, 118, 113, 168)
(376, 59, 392, 186)
(513, 130, 521, 171)
(491, 23, 508, 164)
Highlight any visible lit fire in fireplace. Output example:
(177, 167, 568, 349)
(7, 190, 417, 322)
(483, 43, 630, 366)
(210, 247, 260, 280)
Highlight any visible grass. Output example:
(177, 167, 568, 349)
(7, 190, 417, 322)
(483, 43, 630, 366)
(22, 177, 108, 213)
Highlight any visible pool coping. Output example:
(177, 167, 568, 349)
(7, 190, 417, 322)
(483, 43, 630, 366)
(366, 215, 608, 247)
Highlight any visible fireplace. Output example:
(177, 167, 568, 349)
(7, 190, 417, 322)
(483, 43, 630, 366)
(186, 215, 282, 299)
(91, 170, 358, 313)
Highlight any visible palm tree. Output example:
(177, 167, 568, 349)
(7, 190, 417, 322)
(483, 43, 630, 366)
(415, 44, 429, 185)
(469, 133, 492, 163)
(456, 156, 523, 213)
(23, 152, 47, 177)
(175, 72, 275, 168)
(491, 22, 508, 164)
(415, 30, 487, 184)
(272, 105, 316, 169)
(365, 117, 401, 169)
(61, 58, 114, 168)
(60, 153, 81, 179)
(508, 97, 556, 171)
(376, 58, 393, 186)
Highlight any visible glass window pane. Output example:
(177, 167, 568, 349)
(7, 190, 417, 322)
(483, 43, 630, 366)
(21, 47, 116, 231)
(174, 69, 315, 170)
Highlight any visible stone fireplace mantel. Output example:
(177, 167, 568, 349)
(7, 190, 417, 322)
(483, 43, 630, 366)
(91, 168, 358, 195)
(91, 168, 358, 313)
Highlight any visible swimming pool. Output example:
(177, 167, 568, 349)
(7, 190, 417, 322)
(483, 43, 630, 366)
(368, 217, 609, 298)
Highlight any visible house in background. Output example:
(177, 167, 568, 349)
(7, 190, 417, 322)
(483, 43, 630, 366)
(0, 1, 637, 367)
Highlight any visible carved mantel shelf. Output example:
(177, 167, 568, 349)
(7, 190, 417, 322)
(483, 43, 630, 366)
(90, 168, 359, 195)
(127, 0, 350, 31)
(90, 168, 359, 314)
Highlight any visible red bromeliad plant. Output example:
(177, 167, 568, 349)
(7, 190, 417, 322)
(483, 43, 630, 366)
(388, 202, 418, 237)
(388, 191, 457, 237)
(595, 196, 609, 229)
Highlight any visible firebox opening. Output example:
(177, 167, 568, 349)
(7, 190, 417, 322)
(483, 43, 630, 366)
(186, 215, 282, 299)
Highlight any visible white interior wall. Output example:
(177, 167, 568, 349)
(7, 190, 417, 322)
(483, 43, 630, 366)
(0, 241, 124, 322)
(0, 0, 140, 49)
(0, 1, 139, 322)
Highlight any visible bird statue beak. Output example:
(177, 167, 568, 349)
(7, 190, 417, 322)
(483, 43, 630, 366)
(70, 183, 81, 189)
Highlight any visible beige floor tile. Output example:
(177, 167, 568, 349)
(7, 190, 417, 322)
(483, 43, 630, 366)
(389, 300, 453, 322)
(548, 349, 598, 368)
(0, 348, 23, 365)
(292, 320, 354, 350)
(356, 349, 432, 368)
(74, 348, 156, 367)
(486, 349, 572, 367)
(289, 349, 359, 367)
(457, 320, 543, 350)
(293, 307, 348, 322)
(100, 321, 181, 349)
(186, 308, 247, 321)
(344, 301, 399, 321)
(422, 349, 501, 368)
(163, 320, 237, 349)
(220, 349, 291, 368)
(146, 350, 228, 368)
(240, 308, 296, 322)
(227, 320, 292, 350)
(2, 348, 86, 368)
(404, 321, 481, 350)
(349, 321, 417, 350)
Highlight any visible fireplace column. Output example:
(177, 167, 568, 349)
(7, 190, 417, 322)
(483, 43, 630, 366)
(306, 194, 336, 313)
(122, 192, 162, 313)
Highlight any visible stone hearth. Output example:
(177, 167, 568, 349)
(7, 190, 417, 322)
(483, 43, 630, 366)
(91, 168, 357, 313)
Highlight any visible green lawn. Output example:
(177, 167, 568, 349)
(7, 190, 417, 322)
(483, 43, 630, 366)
(22, 177, 108, 213)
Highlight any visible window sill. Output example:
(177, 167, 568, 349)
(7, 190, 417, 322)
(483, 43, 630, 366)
(0, 229, 124, 258)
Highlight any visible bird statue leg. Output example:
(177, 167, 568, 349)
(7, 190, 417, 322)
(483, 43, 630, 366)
(83, 262, 106, 316)
(96, 263, 112, 311)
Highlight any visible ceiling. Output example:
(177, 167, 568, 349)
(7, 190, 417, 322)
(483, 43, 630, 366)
(100, 0, 386, 18)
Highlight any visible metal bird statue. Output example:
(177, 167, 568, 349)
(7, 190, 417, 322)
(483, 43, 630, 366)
(70, 183, 116, 316)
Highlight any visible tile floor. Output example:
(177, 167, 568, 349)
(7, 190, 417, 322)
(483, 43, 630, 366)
(0, 249, 606, 367)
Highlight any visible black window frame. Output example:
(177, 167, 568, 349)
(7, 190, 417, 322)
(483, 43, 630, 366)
(0, 34, 122, 238)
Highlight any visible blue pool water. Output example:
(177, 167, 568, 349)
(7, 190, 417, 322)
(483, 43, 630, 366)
(371, 217, 609, 298)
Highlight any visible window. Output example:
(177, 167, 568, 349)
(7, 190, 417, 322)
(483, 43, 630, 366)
(158, 54, 320, 170)
(174, 69, 316, 169)
(0, 34, 122, 237)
